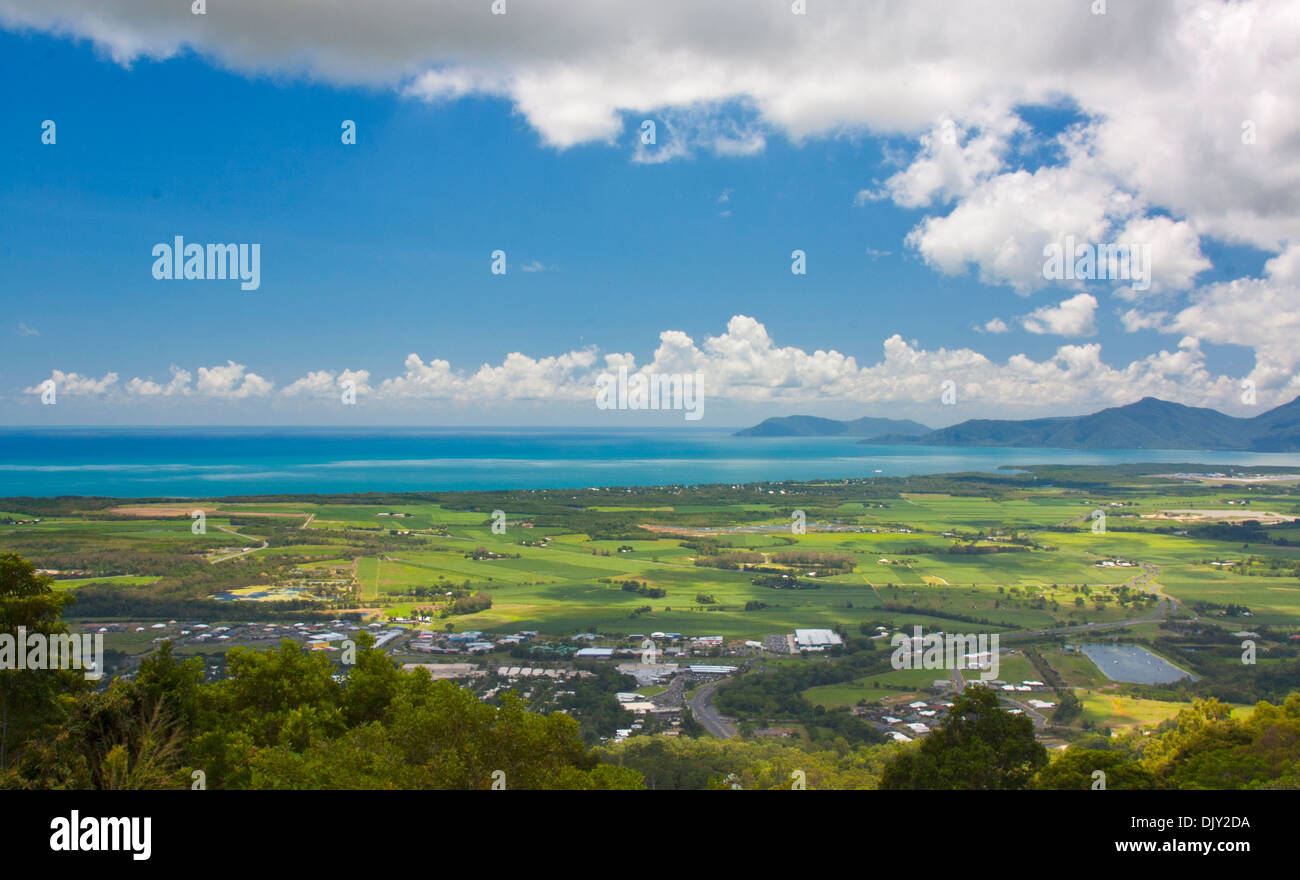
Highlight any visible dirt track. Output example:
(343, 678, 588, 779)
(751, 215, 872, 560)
(109, 505, 311, 522)
(1143, 509, 1297, 524)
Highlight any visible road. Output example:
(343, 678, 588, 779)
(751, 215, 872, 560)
(999, 563, 1172, 642)
(208, 524, 269, 563)
(1002, 696, 1049, 729)
(949, 650, 1053, 730)
(651, 673, 689, 709)
(686, 681, 737, 739)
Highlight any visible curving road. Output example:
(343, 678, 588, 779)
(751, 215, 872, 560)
(209, 524, 269, 563)
(686, 680, 737, 739)
(1000, 562, 1172, 642)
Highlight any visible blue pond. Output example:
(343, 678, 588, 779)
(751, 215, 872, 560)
(1081, 644, 1194, 685)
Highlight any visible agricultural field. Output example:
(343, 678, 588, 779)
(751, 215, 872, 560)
(1078, 692, 1198, 734)
(2, 464, 1298, 730)
(5, 469, 1300, 635)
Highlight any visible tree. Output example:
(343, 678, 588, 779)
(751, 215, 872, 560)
(1137, 696, 1300, 789)
(1031, 749, 1157, 790)
(0, 553, 81, 770)
(879, 686, 1047, 790)
(5, 630, 645, 790)
(4, 640, 199, 790)
(340, 632, 400, 726)
(601, 735, 888, 790)
(679, 707, 705, 738)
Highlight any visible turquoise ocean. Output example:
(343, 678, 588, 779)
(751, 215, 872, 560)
(1, 428, 1297, 498)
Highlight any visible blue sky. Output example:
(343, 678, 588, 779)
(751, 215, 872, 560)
(1, 1, 1295, 426)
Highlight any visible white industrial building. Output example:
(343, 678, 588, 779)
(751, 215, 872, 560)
(793, 628, 843, 651)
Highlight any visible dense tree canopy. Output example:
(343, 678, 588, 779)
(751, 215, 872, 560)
(880, 686, 1048, 790)
(4, 636, 646, 790)
(0, 552, 81, 771)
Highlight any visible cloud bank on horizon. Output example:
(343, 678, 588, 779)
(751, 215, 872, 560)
(19, 313, 1284, 418)
(4, 0, 1299, 420)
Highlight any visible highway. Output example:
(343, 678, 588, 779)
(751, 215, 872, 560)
(686, 680, 738, 739)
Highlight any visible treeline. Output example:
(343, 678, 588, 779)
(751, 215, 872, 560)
(751, 574, 819, 590)
(946, 542, 1031, 555)
(1187, 520, 1276, 544)
(2, 640, 640, 790)
(679, 537, 736, 554)
(600, 735, 890, 790)
(447, 591, 493, 616)
(891, 541, 1031, 556)
(0, 545, 221, 578)
(1189, 600, 1253, 617)
(1189, 657, 1300, 705)
(0, 496, 126, 516)
(876, 602, 1016, 628)
(619, 580, 666, 599)
(694, 551, 765, 569)
(767, 550, 855, 571)
(1213, 555, 1300, 577)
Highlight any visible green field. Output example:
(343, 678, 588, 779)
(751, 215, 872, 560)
(1078, 692, 1196, 733)
(5, 466, 1299, 643)
(4, 465, 1298, 749)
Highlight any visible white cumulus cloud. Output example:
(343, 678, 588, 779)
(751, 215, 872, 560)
(195, 361, 274, 399)
(1021, 293, 1099, 336)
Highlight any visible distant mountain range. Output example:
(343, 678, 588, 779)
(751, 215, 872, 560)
(734, 414, 932, 438)
(856, 396, 1300, 451)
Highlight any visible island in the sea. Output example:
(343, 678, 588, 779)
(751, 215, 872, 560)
(734, 414, 931, 438)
